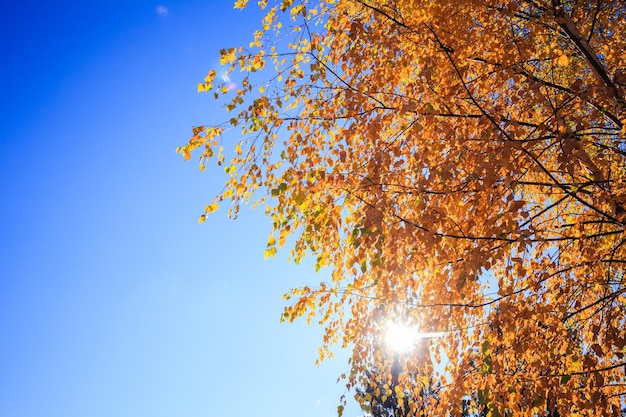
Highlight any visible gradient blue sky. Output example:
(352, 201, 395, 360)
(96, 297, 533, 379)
(0, 2, 360, 416)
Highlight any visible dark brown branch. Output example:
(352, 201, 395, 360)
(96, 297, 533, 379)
(555, 8, 625, 124)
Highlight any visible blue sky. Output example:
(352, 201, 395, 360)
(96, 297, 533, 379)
(0, 2, 360, 416)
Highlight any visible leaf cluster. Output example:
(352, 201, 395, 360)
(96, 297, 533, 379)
(180, 1, 626, 415)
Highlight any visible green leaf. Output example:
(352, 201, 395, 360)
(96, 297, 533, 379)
(489, 404, 502, 417)
(482, 340, 490, 355)
(294, 191, 306, 206)
(478, 388, 490, 405)
(482, 356, 493, 374)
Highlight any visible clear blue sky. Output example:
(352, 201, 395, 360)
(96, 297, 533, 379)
(0, 2, 360, 416)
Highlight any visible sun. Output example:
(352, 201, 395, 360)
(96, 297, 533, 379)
(385, 321, 420, 353)
(385, 321, 451, 352)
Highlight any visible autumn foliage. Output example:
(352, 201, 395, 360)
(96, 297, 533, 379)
(179, 0, 626, 415)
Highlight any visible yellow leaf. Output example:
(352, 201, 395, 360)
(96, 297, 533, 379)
(219, 48, 237, 65)
(204, 70, 216, 83)
(205, 202, 219, 213)
(264, 247, 277, 259)
(280, 0, 293, 12)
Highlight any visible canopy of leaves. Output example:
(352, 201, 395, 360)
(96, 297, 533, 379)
(179, 1, 626, 415)
(356, 349, 443, 417)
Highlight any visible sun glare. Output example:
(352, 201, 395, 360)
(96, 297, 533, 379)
(385, 321, 450, 352)
(385, 322, 419, 353)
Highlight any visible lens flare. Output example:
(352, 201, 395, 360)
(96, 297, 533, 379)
(220, 71, 237, 91)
